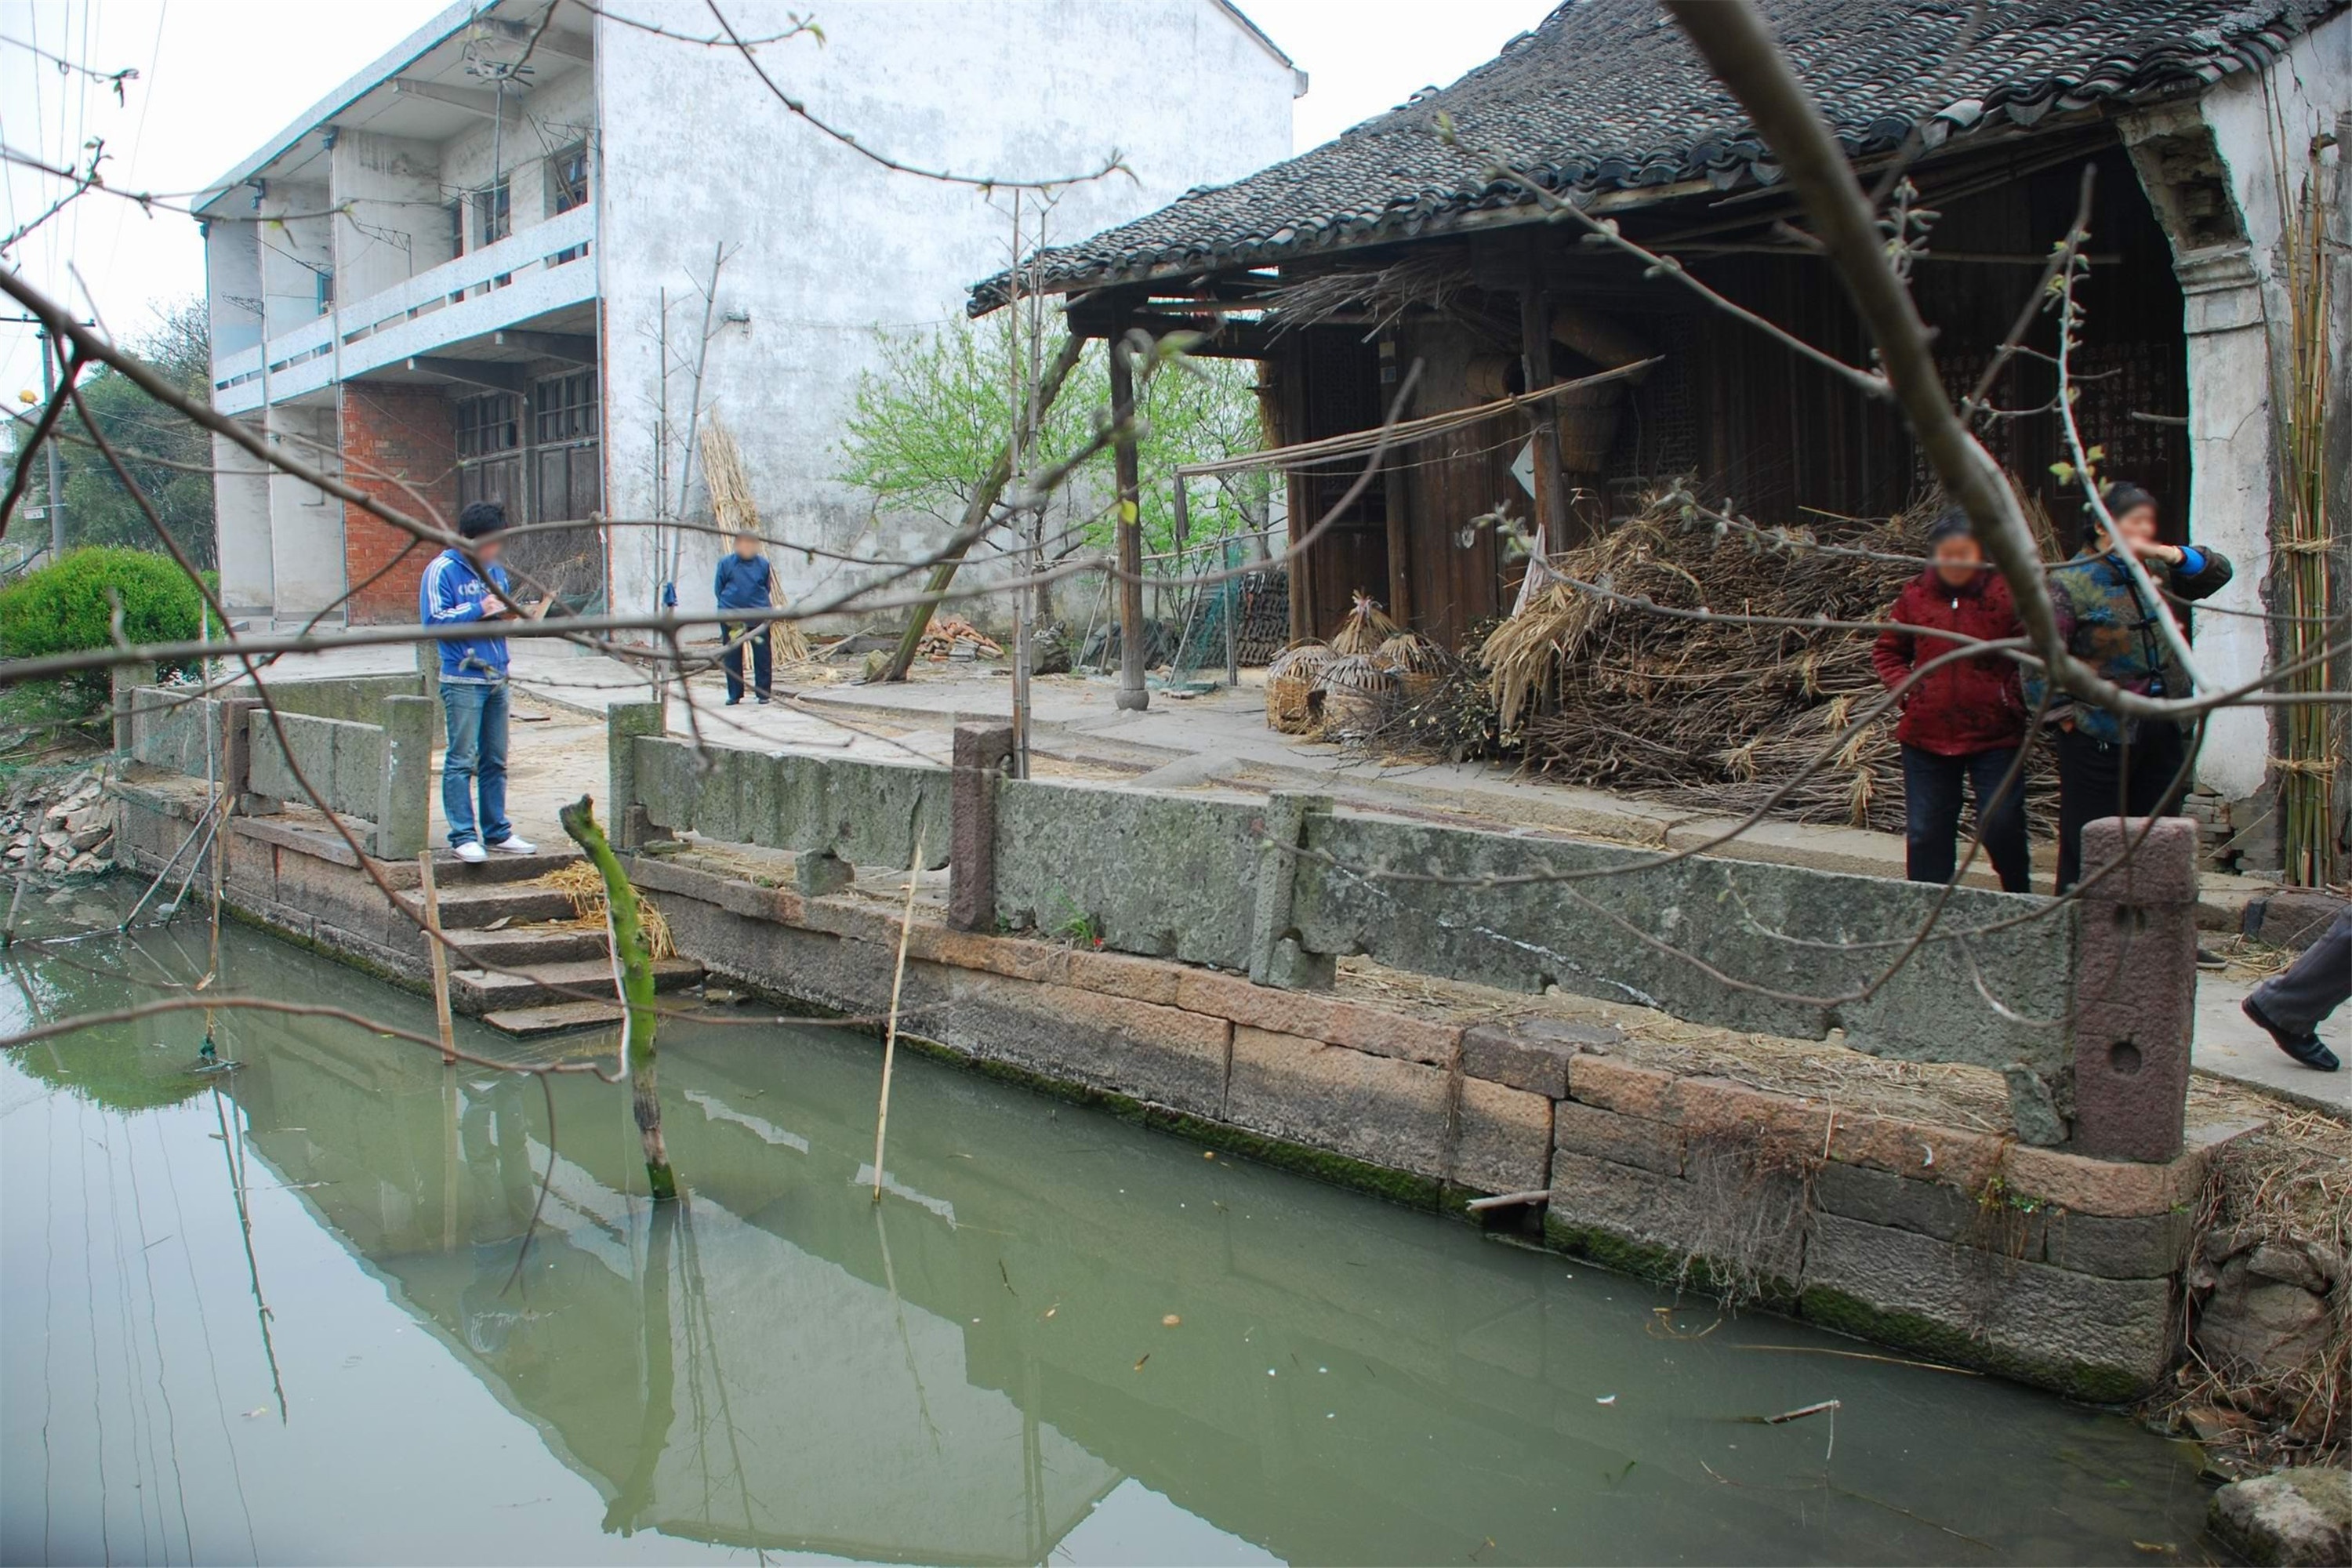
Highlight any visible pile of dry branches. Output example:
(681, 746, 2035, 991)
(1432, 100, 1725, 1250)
(1486, 488, 2056, 835)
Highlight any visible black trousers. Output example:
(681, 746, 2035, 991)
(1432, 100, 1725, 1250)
(720, 622, 772, 702)
(1900, 743, 2032, 893)
(2053, 720, 2191, 892)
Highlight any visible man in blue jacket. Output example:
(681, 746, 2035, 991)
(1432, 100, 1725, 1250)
(420, 500, 535, 863)
(713, 530, 775, 704)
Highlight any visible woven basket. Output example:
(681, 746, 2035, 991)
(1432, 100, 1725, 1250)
(1314, 654, 1397, 737)
(1265, 641, 1332, 734)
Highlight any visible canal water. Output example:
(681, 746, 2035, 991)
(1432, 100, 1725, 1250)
(2, 893, 2216, 1565)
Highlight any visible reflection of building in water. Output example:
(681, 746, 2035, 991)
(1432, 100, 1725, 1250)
(220, 1030, 1113, 1563)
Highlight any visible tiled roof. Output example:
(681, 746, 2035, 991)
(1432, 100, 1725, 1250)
(971, 0, 2340, 310)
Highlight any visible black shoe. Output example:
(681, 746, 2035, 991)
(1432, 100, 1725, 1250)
(2243, 994, 2342, 1072)
(755, 694, 771, 705)
(2196, 946, 2227, 971)
(725, 695, 742, 706)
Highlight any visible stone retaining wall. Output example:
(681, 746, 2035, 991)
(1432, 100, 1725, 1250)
(619, 848, 2232, 1400)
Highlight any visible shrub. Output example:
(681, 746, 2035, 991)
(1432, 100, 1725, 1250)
(0, 547, 214, 717)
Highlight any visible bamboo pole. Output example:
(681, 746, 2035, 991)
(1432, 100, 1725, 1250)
(419, 851, 458, 1065)
(870, 829, 926, 1202)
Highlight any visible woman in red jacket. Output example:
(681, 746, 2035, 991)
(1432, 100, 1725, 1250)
(1871, 507, 2032, 893)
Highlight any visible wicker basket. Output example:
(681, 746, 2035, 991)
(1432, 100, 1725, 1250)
(1313, 654, 1397, 737)
(1265, 641, 1333, 734)
(1375, 633, 1444, 707)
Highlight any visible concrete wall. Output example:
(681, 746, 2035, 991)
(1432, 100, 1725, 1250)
(592, 0, 1298, 624)
(264, 402, 344, 616)
(633, 735, 953, 869)
(331, 129, 449, 303)
(212, 423, 274, 616)
(2128, 13, 2351, 805)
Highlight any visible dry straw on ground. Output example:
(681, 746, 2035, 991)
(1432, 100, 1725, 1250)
(537, 860, 677, 960)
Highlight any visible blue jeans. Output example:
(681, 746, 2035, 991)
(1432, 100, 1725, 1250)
(441, 680, 512, 848)
(1900, 742, 2031, 894)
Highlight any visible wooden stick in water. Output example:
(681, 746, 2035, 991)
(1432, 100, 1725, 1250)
(872, 830, 926, 1202)
(419, 851, 458, 1065)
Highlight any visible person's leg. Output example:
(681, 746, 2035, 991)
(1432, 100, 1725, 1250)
(720, 624, 747, 703)
(2053, 728, 2119, 893)
(441, 681, 484, 847)
(2124, 720, 2191, 818)
(2252, 910, 2351, 1038)
(1900, 744, 1963, 886)
(476, 681, 513, 846)
(751, 622, 773, 701)
(1966, 745, 2034, 895)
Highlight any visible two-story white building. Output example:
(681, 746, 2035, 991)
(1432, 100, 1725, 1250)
(200, 0, 1301, 627)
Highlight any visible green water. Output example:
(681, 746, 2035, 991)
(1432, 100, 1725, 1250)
(2, 894, 2218, 1565)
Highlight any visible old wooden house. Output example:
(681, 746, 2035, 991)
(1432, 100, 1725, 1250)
(970, 0, 2347, 825)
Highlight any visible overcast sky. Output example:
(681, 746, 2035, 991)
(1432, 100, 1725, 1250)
(0, 0, 1556, 397)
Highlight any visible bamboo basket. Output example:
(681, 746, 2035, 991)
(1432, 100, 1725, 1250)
(1331, 591, 1401, 655)
(1265, 641, 1333, 733)
(1376, 631, 1446, 706)
(1314, 654, 1397, 737)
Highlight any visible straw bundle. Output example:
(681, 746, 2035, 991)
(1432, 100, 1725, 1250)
(1481, 487, 2058, 835)
(537, 861, 677, 960)
(1331, 591, 1401, 655)
(1265, 641, 1332, 733)
(700, 417, 813, 665)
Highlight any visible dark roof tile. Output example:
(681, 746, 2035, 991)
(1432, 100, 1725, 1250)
(971, 0, 2339, 310)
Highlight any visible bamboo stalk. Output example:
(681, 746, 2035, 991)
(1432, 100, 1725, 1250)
(871, 830, 926, 1202)
(419, 850, 458, 1066)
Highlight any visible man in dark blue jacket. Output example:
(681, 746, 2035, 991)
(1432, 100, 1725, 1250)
(713, 532, 775, 705)
(421, 501, 534, 862)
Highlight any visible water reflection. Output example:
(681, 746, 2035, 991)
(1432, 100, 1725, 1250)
(2, 915, 2214, 1565)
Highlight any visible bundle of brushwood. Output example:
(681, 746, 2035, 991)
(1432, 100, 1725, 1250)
(701, 418, 812, 664)
(1482, 488, 2057, 836)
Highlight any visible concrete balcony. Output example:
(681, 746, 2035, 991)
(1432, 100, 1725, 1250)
(210, 202, 597, 416)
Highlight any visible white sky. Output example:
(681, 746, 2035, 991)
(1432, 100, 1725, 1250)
(0, 0, 1556, 398)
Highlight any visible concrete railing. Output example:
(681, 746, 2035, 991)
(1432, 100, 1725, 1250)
(609, 710, 2200, 1156)
(114, 667, 434, 858)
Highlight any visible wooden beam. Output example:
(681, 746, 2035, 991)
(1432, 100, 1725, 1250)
(494, 328, 596, 364)
(406, 356, 528, 395)
(1516, 256, 1566, 553)
(1108, 336, 1149, 712)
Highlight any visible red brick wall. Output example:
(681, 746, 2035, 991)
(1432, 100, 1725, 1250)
(339, 383, 459, 625)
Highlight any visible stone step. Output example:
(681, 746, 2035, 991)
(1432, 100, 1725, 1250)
(420, 847, 584, 885)
(441, 922, 608, 967)
(398, 883, 582, 929)
(481, 1000, 626, 1038)
(452, 956, 704, 1013)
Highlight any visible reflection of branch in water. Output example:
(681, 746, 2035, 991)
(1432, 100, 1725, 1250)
(676, 1207, 762, 1553)
(210, 1087, 285, 1423)
(604, 1203, 677, 1536)
(873, 1200, 942, 1452)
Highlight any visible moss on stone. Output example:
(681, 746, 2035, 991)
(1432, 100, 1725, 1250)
(1795, 1283, 2147, 1403)
(1144, 1109, 1447, 1210)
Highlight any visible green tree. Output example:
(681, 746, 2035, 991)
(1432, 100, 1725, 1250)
(837, 311, 1270, 561)
(5, 298, 216, 568)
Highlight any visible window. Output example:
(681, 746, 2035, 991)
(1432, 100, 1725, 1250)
(474, 178, 511, 246)
(454, 394, 521, 460)
(315, 270, 334, 314)
(550, 145, 589, 214)
(532, 370, 597, 445)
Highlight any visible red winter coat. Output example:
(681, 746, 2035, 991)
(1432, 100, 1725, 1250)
(1871, 568, 2027, 756)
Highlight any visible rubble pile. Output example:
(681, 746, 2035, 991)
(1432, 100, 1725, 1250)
(3, 768, 116, 880)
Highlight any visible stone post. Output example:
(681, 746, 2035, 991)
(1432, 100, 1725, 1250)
(947, 722, 1014, 931)
(1247, 791, 1334, 989)
(110, 662, 157, 755)
(375, 696, 434, 859)
(414, 636, 442, 715)
(216, 696, 262, 808)
(608, 701, 666, 851)
(2070, 816, 2200, 1161)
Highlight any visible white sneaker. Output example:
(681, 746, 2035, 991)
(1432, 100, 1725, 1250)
(452, 840, 489, 864)
(489, 836, 538, 855)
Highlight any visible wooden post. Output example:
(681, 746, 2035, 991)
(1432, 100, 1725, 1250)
(1518, 261, 1566, 554)
(1381, 334, 1412, 626)
(419, 850, 458, 1065)
(1109, 336, 1149, 712)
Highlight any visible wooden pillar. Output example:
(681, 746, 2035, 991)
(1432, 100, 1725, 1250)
(1109, 336, 1149, 711)
(1381, 336, 1411, 626)
(1518, 266, 1566, 552)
